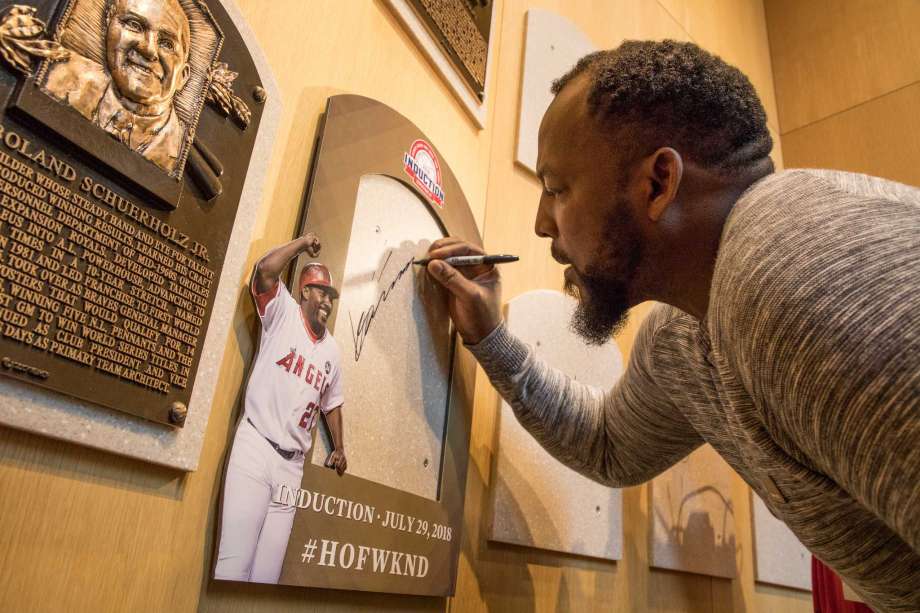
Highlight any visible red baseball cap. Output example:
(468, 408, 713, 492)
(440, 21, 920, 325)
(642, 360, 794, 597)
(299, 263, 339, 299)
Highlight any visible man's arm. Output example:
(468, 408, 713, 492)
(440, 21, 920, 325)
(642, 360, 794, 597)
(424, 238, 702, 486)
(323, 406, 347, 476)
(253, 233, 321, 294)
(469, 310, 702, 486)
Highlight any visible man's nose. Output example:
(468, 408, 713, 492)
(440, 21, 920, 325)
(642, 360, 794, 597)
(136, 31, 158, 60)
(534, 194, 557, 239)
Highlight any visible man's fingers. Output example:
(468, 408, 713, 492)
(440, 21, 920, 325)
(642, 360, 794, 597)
(427, 260, 480, 299)
(429, 236, 464, 251)
(304, 234, 321, 257)
(426, 243, 486, 262)
(427, 238, 485, 258)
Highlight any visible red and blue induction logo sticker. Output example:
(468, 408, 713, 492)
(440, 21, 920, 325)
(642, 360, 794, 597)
(403, 139, 445, 208)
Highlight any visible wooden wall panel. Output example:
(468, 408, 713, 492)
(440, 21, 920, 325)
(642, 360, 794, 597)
(659, 0, 781, 135)
(781, 83, 920, 186)
(0, 1, 811, 612)
(765, 0, 920, 133)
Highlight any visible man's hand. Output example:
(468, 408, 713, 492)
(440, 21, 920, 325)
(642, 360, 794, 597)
(325, 449, 347, 476)
(254, 232, 323, 294)
(303, 232, 321, 257)
(424, 237, 502, 344)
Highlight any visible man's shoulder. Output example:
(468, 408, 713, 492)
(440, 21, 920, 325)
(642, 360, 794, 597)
(320, 333, 344, 363)
(258, 281, 297, 322)
(709, 168, 920, 356)
(43, 53, 109, 116)
(634, 303, 697, 353)
(144, 108, 186, 170)
(726, 169, 918, 237)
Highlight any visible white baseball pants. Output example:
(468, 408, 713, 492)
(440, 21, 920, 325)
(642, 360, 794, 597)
(214, 418, 303, 583)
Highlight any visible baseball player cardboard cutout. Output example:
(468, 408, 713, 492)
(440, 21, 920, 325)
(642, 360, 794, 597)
(215, 233, 347, 584)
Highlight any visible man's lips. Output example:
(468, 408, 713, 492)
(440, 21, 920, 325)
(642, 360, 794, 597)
(124, 58, 162, 79)
(550, 244, 570, 265)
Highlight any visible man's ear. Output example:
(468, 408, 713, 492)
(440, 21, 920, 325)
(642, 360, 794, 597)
(178, 63, 191, 92)
(643, 147, 683, 222)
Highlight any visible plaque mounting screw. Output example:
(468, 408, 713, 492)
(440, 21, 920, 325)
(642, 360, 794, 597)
(423, 458, 429, 468)
(168, 401, 188, 426)
(253, 86, 267, 104)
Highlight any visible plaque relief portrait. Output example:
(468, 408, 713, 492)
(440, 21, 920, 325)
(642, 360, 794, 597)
(37, 0, 221, 178)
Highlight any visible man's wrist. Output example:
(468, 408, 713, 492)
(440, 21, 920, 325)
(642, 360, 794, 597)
(464, 320, 530, 379)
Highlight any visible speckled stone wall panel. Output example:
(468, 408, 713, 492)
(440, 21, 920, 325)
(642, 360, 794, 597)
(489, 289, 623, 561)
(650, 444, 737, 578)
(515, 9, 595, 174)
(0, 0, 281, 471)
(752, 492, 811, 591)
(310, 174, 449, 501)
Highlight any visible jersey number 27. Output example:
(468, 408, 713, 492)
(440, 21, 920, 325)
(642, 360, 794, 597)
(299, 402, 318, 430)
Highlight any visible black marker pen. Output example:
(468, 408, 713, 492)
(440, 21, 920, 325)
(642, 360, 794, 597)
(414, 254, 519, 267)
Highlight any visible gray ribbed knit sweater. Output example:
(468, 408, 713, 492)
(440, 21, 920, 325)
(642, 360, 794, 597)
(469, 170, 919, 612)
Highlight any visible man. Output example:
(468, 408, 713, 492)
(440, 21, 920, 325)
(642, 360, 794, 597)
(44, 0, 191, 175)
(424, 41, 919, 612)
(215, 233, 347, 584)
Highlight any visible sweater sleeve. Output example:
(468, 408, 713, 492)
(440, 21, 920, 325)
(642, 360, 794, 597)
(468, 307, 703, 487)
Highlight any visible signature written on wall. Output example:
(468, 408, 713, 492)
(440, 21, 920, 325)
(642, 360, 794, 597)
(349, 252, 415, 361)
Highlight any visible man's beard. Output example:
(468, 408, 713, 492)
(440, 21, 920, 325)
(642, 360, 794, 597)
(564, 271, 632, 345)
(562, 206, 641, 346)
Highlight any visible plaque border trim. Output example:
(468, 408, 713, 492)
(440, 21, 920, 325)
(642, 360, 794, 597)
(382, 0, 495, 130)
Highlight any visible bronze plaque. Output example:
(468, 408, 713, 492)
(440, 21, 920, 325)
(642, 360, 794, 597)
(0, 0, 264, 426)
(407, 0, 492, 99)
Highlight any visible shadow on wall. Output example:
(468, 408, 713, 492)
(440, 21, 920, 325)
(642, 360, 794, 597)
(653, 482, 737, 578)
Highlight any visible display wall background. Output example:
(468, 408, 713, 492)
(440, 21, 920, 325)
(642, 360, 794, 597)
(0, 1, 815, 611)
(766, 0, 920, 188)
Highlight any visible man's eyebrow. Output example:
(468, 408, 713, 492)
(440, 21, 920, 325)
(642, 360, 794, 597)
(122, 10, 148, 24)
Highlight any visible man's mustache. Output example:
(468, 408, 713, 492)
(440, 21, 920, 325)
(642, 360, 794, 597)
(123, 50, 164, 79)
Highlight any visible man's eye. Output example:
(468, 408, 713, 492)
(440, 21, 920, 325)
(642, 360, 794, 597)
(123, 18, 143, 32)
(159, 37, 175, 51)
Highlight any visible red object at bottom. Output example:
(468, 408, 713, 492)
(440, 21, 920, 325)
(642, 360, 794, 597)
(812, 557, 874, 613)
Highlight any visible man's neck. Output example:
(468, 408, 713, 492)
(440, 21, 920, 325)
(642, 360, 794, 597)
(119, 96, 172, 119)
(654, 159, 774, 321)
(301, 303, 325, 340)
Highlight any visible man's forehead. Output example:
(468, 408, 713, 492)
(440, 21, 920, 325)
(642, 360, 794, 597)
(537, 74, 597, 172)
(118, 0, 187, 31)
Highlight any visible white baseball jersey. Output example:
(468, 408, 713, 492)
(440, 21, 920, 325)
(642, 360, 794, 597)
(244, 279, 344, 453)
